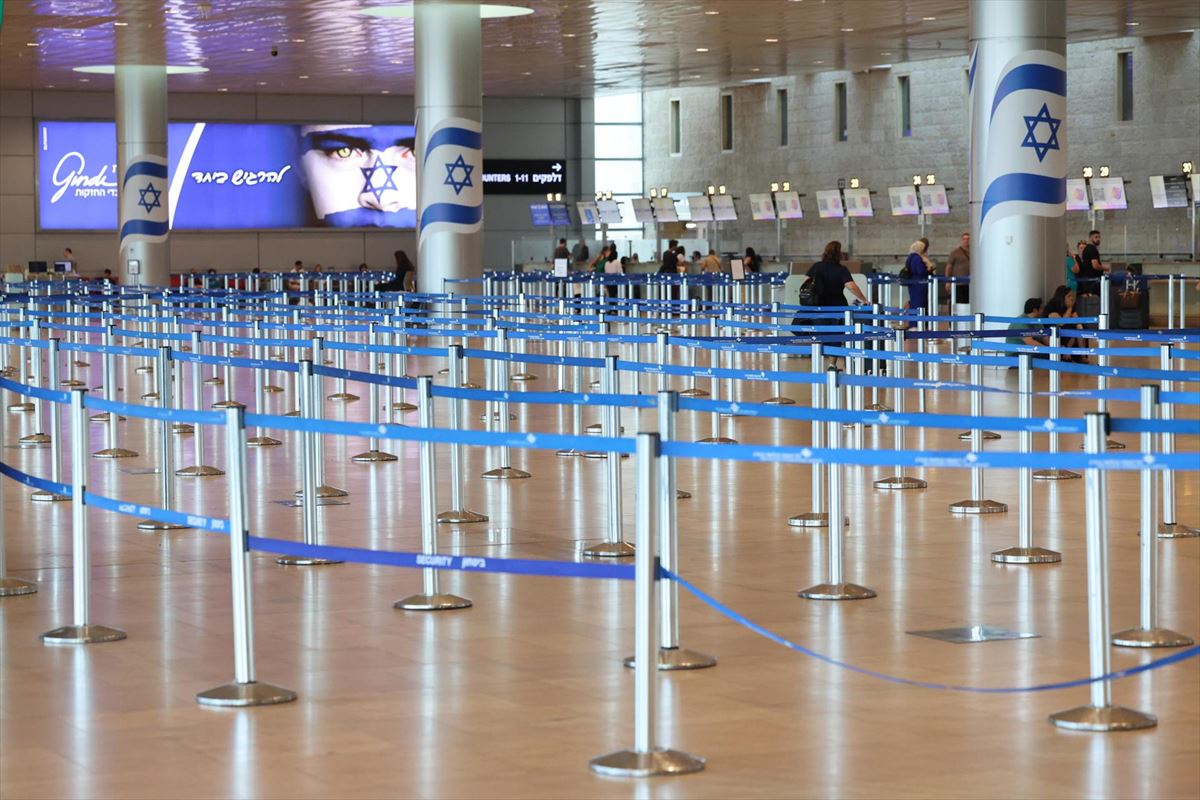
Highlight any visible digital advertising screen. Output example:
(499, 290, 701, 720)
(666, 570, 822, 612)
(38, 120, 417, 230)
(775, 191, 803, 219)
(918, 184, 949, 215)
(710, 194, 737, 221)
(1149, 175, 1189, 209)
(843, 187, 873, 217)
(1066, 178, 1090, 211)
(1089, 177, 1127, 211)
(888, 186, 920, 217)
(529, 203, 553, 226)
(687, 195, 714, 221)
(815, 190, 844, 219)
(548, 202, 571, 226)
(748, 193, 776, 221)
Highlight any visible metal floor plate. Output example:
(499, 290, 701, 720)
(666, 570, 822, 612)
(906, 625, 1039, 644)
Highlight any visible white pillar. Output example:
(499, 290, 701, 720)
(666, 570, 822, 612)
(116, 64, 170, 287)
(968, 0, 1066, 317)
(415, 1, 484, 293)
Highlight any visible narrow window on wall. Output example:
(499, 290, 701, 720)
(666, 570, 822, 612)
(777, 89, 789, 147)
(669, 99, 681, 155)
(898, 75, 912, 137)
(834, 82, 848, 142)
(720, 93, 734, 152)
(1117, 51, 1134, 121)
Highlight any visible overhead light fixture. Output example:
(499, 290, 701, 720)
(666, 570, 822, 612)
(840, 27, 854, 32)
(1126, 21, 1140, 26)
(362, 4, 534, 18)
(73, 64, 210, 75)
(922, 16, 937, 21)
(1098, 165, 1110, 178)
(849, 177, 860, 189)
(926, 174, 936, 185)
(660, 186, 669, 197)
(765, 37, 779, 43)
(650, 188, 658, 198)
(563, 32, 576, 37)
(217, 87, 229, 92)
(696, 47, 709, 52)
(520, 71, 532, 76)
(113, 21, 129, 27)
(704, 9, 720, 15)
(781, 181, 790, 192)
(1183, 161, 1194, 175)
(912, 175, 922, 186)
(298, 74, 309, 79)
(685, 222, 698, 229)
(718, 185, 727, 195)
(545, 192, 554, 201)
(770, 182, 780, 193)
(1082, 166, 1094, 179)
(706, 185, 716, 195)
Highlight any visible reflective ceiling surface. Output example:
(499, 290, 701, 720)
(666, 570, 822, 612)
(0, 0, 1197, 96)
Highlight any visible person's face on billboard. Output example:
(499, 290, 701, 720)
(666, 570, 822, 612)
(300, 125, 416, 227)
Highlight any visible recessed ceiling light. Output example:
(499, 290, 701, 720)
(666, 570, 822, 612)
(25, 42, 39, 47)
(362, 4, 534, 18)
(242, 47, 255, 52)
(343, 67, 354, 72)
(751, 67, 761, 72)
(501, 42, 513, 46)
(256, 81, 267, 85)
(840, 27, 854, 32)
(765, 37, 779, 42)
(290, 38, 306, 43)
(705, 9, 719, 14)
(218, 87, 229, 92)
(696, 47, 709, 52)
(922, 16, 937, 21)
(814, 59, 824, 64)
(521, 71, 532, 76)
(381, 90, 391, 94)
(298, 74, 309, 79)
(79, 78, 90, 82)
(880, 51, 892, 56)
(113, 21, 129, 27)
(73, 64, 210, 74)
(1126, 21, 1139, 26)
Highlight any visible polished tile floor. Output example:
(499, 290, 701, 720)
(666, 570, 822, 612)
(1, 338, 1197, 799)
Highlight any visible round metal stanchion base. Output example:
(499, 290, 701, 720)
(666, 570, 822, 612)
(176, 465, 226, 477)
(990, 546, 1062, 564)
(1049, 705, 1157, 732)
(788, 513, 849, 528)
(73, 360, 90, 368)
(798, 582, 877, 601)
(582, 540, 635, 558)
(41, 624, 127, 645)
(264, 385, 284, 393)
(510, 373, 537, 382)
(1112, 627, 1195, 648)
(30, 490, 69, 503)
(19, 433, 51, 447)
(327, 393, 360, 403)
(463, 382, 481, 389)
(202, 376, 224, 386)
(481, 467, 532, 480)
(351, 450, 399, 463)
(211, 400, 245, 409)
(555, 448, 583, 457)
(92, 448, 139, 459)
(437, 368, 449, 375)
(622, 646, 718, 671)
(246, 436, 282, 447)
(437, 509, 489, 524)
(1033, 468, 1082, 481)
(136, 519, 192, 532)
(283, 410, 300, 417)
(948, 499, 1008, 514)
(677, 489, 692, 500)
(1158, 522, 1200, 539)
(586, 423, 625, 435)
(196, 681, 297, 707)
(59, 379, 86, 388)
(582, 451, 630, 460)
(958, 430, 1001, 441)
(172, 423, 195, 435)
(294, 485, 349, 498)
(394, 593, 473, 611)
(141, 392, 160, 401)
(762, 396, 796, 405)
(8, 402, 34, 413)
(1079, 439, 1126, 450)
(866, 404, 893, 412)
(479, 412, 518, 422)
(89, 413, 126, 423)
(874, 475, 927, 490)
(679, 388, 709, 398)
(135, 366, 153, 374)
(588, 748, 706, 778)
(393, 402, 418, 412)
(275, 555, 343, 566)
(696, 437, 738, 444)
(0, 577, 38, 597)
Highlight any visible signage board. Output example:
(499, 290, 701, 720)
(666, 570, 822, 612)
(888, 186, 920, 216)
(480, 158, 566, 194)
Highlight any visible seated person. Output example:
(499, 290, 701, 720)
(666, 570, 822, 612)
(1006, 297, 1048, 348)
(1043, 285, 1088, 362)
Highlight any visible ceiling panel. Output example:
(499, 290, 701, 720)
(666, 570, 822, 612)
(0, 0, 1196, 97)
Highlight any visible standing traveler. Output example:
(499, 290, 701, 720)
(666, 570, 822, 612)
(1076, 230, 1108, 294)
(902, 240, 929, 315)
(700, 249, 722, 273)
(946, 232, 970, 304)
(742, 247, 762, 273)
(659, 240, 679, 274)
(552, 238, 570, 261)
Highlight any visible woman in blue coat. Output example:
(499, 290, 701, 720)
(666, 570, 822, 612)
(904, 240, 929, 315)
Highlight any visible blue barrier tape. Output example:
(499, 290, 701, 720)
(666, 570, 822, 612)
(826, 345, 1019, 368)
(0, 335, 47, 349)
(433, 384, 659, 409)
(312, 364, 418, 390)
(325, 340, 449, 358)
(59, 341, 157, 358)
(173, 351, 300, 373)
(0, 376, 71, 404)
(85, 491, 230, 532)
(0, 461, 71, 497)
(84, 395, 226, 425)
(461, 347, 604, 369)
(666, 569, 1200, 694)
(1033, 359, 1200, 383)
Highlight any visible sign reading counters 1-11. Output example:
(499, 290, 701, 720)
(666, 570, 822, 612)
(480, 159, 567, 195)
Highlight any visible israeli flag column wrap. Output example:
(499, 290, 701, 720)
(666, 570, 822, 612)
(115, 61, 170, 287)
(414, 0, 484, 294)
(968, 0, 1066, 318)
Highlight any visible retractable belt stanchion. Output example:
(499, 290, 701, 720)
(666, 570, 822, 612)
(1156, 344, 1199, 538)
(582, 355, 634, 558)
(679, 303, 708, 398)
(177, 331, 224, 476)
(41, 390, 127, 644)
(92, 325, 137, 459)
(1050, 413, 1157, 732)
(0, 399, 39, 594)
(481, 329, 530, 479)
(327, 324, 359, 403)
(351, 324, 398, 463)
(7, 311, 33, 413)
(137, 347, 191, 531)
(438, 345, 488, 524)
(874, 330, 926, 490)
(29, 338, 68, 502)
(246, 321, 281, 447)
(171, 328, 195, 435)
(555, 339, 586, 457)
(18, 320, 49, 445)
(1033, 328, 1080, 480)
(799, 368, 874, 600)
(212, 309, 242, 409)
(949, 355, 1007, 515)
(301, 338, 347, 498)
(697, 319, 736, 444)
(279, 360, 342, 566)
(866, 305, 890, 412)
(957, 314, 999, 441)
(396, 376, 472, 610)
(511, 294, 536, 382)
(585, 355, 628, 461)
(1112, 385, 1195, 648)
(623, 391, 712, 670)
(589, 432, 704, 778)
(585, 321, 610, 429)
(196, 405, 297, 707)
(1086, 312, 1124, 450)
(789, 342, 846, 528)
(391, 322, 418, 413)
(991, 354, 1061, 563)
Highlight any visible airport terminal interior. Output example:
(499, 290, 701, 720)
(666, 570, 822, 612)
(0, 1, 1198, 798)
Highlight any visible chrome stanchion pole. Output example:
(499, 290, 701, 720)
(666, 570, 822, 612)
(790, 342, 842, 527)
(1156, 344, 1198, 538)
(992, 354, 1061, 563)
(874, 330, 926, 490)
(1050, 412, 1157, 732)
(246, 321, 281, 447)
(327, 324, 359, 402)
(623, 391, 712, 670)
(481, 329, 530, 479)
(510, 293, 536, 382)
(177, 331, 224, 476)
(655, 331, 669, 395)
(18, 320, 50, 445)
(590, 432, 704, 778)
(1088, 312, 1124, 450)
(957, 313, 999, 440)
(212, 308, 242, 409)
(351, 324, 398, 463)
(949, 357, 1007, 514)
(582, 355, 634, 557)
(397, 375, 472, 610)
(697, 322, 735, 444)
(196, 405, 297, 706)
(279, 359, 342, 566)
(7, 310, 34, 412)
(1113, 385, 1194, 648)
(301, 338, 347, 497)
(137, 347, 191, 531)
(41, 390, 127, 643)
(91, 325, 137, 459)
(799, 369, 874, 600)
(555, 338, 586, 457)
(764, 340, 795, 405)
(1033, 327, 1080, 480)
(679, 301, 708, 398)
(30, 338, 69, 502)
(0, 392, 39, 593)
(438, 345, 488, 524)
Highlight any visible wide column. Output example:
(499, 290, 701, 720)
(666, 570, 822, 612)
(115, 64, 170, 286)
(415, 1, 484, 294)
(968, 0, 1066, 317)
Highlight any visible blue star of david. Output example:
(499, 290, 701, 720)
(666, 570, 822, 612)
(360, 157, 399, 204)
(137, 182, 162, 214)
(443, 154, 474, 195)
(1020, 103, 1061, 162)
